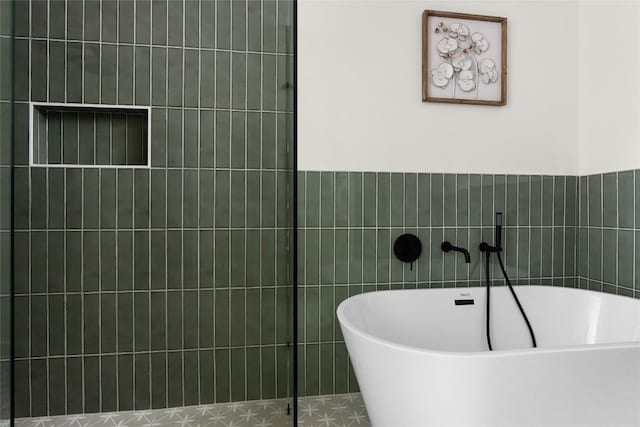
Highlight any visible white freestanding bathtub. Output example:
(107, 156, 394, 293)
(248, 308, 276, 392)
(337, 286, 640, 427)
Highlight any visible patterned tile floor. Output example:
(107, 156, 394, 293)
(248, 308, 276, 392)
(13, 393, 370, 427)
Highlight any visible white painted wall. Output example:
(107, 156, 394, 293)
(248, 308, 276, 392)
(298, 0, 581, 174)
(298, 0, 640, 175)
(578, 1, 640, 175)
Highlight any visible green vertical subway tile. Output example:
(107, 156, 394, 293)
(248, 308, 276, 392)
(331, 172, 348, 227)
(151, 48, 167, 106)
(305, 344, 320, 396)
(167, 231, 182, 289)
(184, 0, 200, 46)
(216, 0, 231, 48)
(117, 170, 134, 228)
(276, 171, 291, 228)
(151, 169, 166, 228)
(67, 43, 83, 103)
(150, 291, 166, 350)
(443, 228, 457, 281)
(118, 354, 134, 411)
(183, 230, 199, 288)
(48, 294, 65, 356)
(529, 227, 542, 279)
(83, 169, 100, 228)
(277, 56, 292, 111)
(470, 174, 485, 227)
(48, 358, 65, 415)
(133, 231, 149, 289)
(100, 0, 117, 41)
(261, 229, 276, 285)
(198, 170, 215, 228)
(65, 232, 82, 292)
(65, 169, 82, 228)
(198, 350, 214, 404)
(100, 170, 117, 228)
(117, 292, 134, 352)
(232, 53, 247, 109)
(349, 229, 362, 284)
(304, 172, 320, 227)
(588, 228, 602, 281)
(618, 171, 634, 228)
(305, 286, 320, 342)
(602, 228, 617, 284)
(493, 175, 506, 219)
(246, 347, 261, 400)
(262, 171, 276, 227)
(320, 172, 335, 227)
(564, 227, 576, 277)
(200, 230, 215, 288)
(118, 232, 133, 291)
(348, 172, 362, 227)
(414, 174, 430, 227)
(83, 232, 100, 292)
(231, 0, 247, 50)
(214, 349, 230, 402)
(101, 44, 117, 104)
(183, 51, 200, 109)
(215, 230, 230, 287)
(112, 114, 128, 164)
(95, 113, 111, 165)
(14, 39, 29, 102)
(261, 112, 276, 169)
(49, 0, 65, 37)
(31, 40, 47, 101)
(247, 0, 262, 50)
(577, 227, 588, 278)
(263, 54, 277, 110)
(134, 170, 150, 228)
(183, 351, 199, 406)
(319, 230, 334, 285)
(376, 229, 390, 284)
(135, 0, 151, 43)
(579, 175, 588, 226)
(230, 230, 246, 287)
(200, 110, 215, 168)
(84, 294, 100, 354)
(198, 289, 214, 348)
(636, 231, 640, 290)
(390, 173, 404, 227)
(589, 174, 602, 227)
(505, 175, 518, 226)
(100, 362, 121, 410)
(135, 46, 151, 105)
(200, 51, 215, 109)
(442, 174, 456, 227)
(456, 174, 469, 227)
(151, 231, 166, 289)
(416, 228, 431, 282)
(198, 0, 216, 46)
(134, 291, 150, 351)
(83, 43, 100, 103)
(49, 41, 66, 102)
(14, 233, 29, 295)
(134, 354, 151, 409)
(150, 352, 167, 409)
(167, 49, 183, 107)
(167, 0, 183, 46)
(566, 176, 577, 226)
(166, 169, 183, 228)
(78, 112, 95, 164)
(31, 0, 48, 37)
(167, 291, 182, 349)
(361, 172, 375, 227)
(431, 174, 444, 227)
(362, 229, 377, 284)
(167, 109, 183, 167)
(216, 51, 231, 109)
(245, 289, 261, 346)
(538, 176, 552, 226)
(602, 173, 617, 228)
(518, 228, 530, 279)
(214, 289, 230, 347)
(151, 0, 168, 45)
(320, 343, 334, 395)
(555, 176, 568, 227)
(518, 176, 530, 226)
(263, 0, 277, 52)
(30, 295, 48, 357)
(230, 289, 246, 347)
(100, 293, 117, 353)
(47, 112, 62, 164)
(231, 111, 246, 168)
(100, 231, 117, 290)
(182, 170, 199, 228)
(618, 230, 633, 288)
(376, 173, 390, 227)
(118, 46, 134, 105)
(215, 110, 230, 168)
(66, 357, 83, 414)
(13, 0, 29, 37)
(66, 0, 82, 38)
(247, 54, 261, 110)
(214, 170, 230, 227)
(186, 293, 201, 347)
(83, 356, 100, 413)
(454, 228, 469, 281)
(47, 231, 64, 292)
(430, 228, 444, 281)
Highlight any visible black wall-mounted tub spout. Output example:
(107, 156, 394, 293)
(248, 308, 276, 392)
(441, 241, 471, 263)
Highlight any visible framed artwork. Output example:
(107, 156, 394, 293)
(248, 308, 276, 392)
(422, 10, 507, 106)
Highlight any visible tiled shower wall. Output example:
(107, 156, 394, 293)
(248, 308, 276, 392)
(296, 171, 579, 396)
(577, 170, 640, 298)
(11, 0, 294, 418)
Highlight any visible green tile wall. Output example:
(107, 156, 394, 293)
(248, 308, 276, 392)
(577, 170, 640, 298)
(296, 171, 580, 396)
(12, 0, 294, 417)
(0, 0, 14, 421)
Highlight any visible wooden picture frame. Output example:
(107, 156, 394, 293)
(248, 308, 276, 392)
(422, 10, 507, 106)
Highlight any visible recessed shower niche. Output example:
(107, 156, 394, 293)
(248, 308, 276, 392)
(30, 103, 150, 167)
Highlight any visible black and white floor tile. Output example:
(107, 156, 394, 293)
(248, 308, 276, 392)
(14, 394, 370, 427)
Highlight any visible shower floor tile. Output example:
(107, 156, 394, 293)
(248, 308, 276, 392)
(14, 393, 370, 427)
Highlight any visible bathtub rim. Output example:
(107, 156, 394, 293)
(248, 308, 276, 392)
(336, 285, 640, 358)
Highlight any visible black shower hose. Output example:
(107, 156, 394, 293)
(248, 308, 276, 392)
(485, 251, 537, 351)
